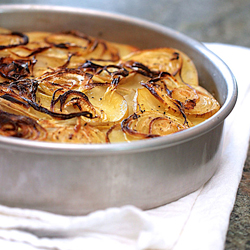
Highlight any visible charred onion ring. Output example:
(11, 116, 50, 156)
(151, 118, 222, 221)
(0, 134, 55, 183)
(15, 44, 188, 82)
(0, 31, 29, 50)
(0, 110, 47, 140)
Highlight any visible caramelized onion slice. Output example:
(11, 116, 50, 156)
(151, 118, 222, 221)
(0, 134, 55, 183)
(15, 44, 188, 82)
(141, 74, 200, 117)
(79, 61, 129, 85)
(185, 89, 220, 120)
(38, 68, 94, 95)
(41, 120, 106, 143)
(44, 31, 121, 62)
(122, 48, 182, 75)
(87, 40, 120, 62)
(0, 31, 28, 50)
(149, 116, 187, 135)
(0, 109, 47, 140)
(48, 89, 96, 118)
(7, 78, 38, 101)
(141, 81, 182, 115)
(45, 30, 91, 49)
(122, 111, 188, 139)
(0, 96, 39, 119)
(0, 57, 34, 81)
(171, 86, 199, 110)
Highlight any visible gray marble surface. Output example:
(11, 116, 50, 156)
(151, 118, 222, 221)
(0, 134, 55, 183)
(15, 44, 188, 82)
(0, 0, 250, 249)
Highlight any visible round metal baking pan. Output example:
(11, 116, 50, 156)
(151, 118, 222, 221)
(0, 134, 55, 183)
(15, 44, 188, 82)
(0, 5, 237, 215)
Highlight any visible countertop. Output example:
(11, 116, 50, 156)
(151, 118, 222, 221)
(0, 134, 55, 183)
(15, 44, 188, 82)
(1, 0, 250, 249)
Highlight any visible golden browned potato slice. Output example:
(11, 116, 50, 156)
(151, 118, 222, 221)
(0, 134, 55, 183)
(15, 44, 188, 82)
(184, 89, 221, 125)
(109, 41, 139, 58)
(134, 87, 193, 126)
(40, 119, 106, 143)
(174, 50, 199, 86)
(0, 31, 26, 47)
(121, 111, 189, 139)
(85, 86, 128, 124)
(134, 87, 165, 113)
(122, 48, 182, 75)
(123, 47, 199, 86)
(25, 31, 51, 43)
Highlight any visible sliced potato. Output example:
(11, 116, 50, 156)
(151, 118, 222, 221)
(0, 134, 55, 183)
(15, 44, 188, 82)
(174, 50, 199, 86)
(122, 47, 182, 75)
(110, 42, 139, 58)
(0, 31, 27, 47)
(86, 86, 128, 123)
(123, 47, 199, 86)
(122, 111, 189, 139)
(134, 87, 165, 113)
(185, 90, 220, 119)
(41, 120, 106, 143)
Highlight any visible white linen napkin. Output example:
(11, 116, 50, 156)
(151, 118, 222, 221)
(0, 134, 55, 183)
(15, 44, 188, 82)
(0, 43, 249, 250)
